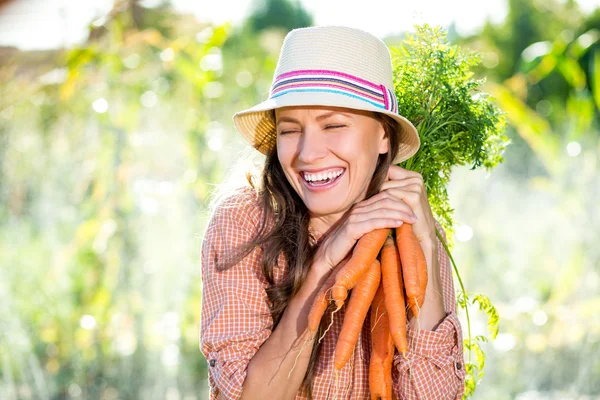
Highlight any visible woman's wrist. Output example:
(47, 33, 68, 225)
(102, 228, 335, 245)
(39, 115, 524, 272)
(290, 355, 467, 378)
(420, 229, 436, 252)
(308, 252, 335, 277)
(303, 258, 333, 294)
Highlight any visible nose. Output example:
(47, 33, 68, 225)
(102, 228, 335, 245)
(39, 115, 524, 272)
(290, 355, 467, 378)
(297, 126, 328, 164)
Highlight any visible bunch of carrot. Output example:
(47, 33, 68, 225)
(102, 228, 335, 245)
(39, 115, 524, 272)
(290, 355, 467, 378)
(306, 224, 429, 399)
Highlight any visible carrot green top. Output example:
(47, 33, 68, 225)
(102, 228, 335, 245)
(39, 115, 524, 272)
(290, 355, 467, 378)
(199, 186, 466, 399)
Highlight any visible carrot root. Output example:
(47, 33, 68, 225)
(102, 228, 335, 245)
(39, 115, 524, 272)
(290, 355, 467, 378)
(307, 258, 350, 333)
(318, 306, 339, 343)
(287, 331, 313, 379)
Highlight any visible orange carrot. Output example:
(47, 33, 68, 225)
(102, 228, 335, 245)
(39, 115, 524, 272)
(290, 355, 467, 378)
(369, 282, 394, 400)
(395, 224, 426, 317)
(307, 273, 337, 334)
(380, 236, 408, 358)
(331, 229, 389, 308)
(307, 257, 351, 334)
(334, 259, 381, 370)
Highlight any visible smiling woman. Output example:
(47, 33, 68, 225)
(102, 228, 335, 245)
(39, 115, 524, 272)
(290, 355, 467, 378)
(199, 25, 465, 400)
(274, 106, 395, 234)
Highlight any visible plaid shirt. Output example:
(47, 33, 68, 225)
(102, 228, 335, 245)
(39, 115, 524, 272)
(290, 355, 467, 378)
(200, 187, 466, 399)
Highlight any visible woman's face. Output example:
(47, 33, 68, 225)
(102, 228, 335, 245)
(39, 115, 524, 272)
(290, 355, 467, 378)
(275, 105, 389, 220)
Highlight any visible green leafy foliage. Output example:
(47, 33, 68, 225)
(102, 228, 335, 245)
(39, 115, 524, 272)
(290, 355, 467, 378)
(463, 338, 487, 397)
(391, 25, 509, 398)
(472, 293, 500, 340)
(441, 234, 501, 399)
(391, 24, 510, 234)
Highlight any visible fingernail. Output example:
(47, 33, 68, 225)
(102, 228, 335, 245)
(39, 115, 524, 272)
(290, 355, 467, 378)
(411, 215, 417, 221)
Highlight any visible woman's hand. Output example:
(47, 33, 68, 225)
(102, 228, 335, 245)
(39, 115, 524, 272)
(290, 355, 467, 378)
(314, 165, 437, 274)
(313, 176, 418, 273)
(380, 165, 437, 245)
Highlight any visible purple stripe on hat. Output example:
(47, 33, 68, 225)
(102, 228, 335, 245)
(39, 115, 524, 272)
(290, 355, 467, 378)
(272, 77, 381, 98)
(273, 78, 381, 100)
(386, 87, 397, 113)
(273, 72, 379, 94)
(272, 82, 384, 104)
(277, 69, 381, 90)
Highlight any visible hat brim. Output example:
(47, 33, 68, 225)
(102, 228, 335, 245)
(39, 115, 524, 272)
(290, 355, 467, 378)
(233, 91, 420, 165)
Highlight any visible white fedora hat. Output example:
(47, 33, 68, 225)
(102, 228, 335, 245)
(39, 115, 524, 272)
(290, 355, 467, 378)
(232, 25, 420, 164)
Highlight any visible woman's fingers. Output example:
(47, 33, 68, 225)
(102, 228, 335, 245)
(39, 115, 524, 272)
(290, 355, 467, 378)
(354, 195, 416, 218)
(384, 186, 423, 207)
(344, 217, 404, 241)
(349, 204, 416, 225)
(387, 165, 423, 181)
(355, 190, 411, 211)
(373, 186, 425, 216)
(359, 179, 424, 210)
(380, 176, 423, 192)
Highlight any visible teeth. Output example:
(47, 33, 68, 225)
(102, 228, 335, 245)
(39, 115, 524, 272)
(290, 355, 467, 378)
(303, 169, 343, 182)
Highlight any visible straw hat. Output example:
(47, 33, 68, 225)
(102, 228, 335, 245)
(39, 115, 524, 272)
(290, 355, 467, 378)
(232, 25, 420, 164)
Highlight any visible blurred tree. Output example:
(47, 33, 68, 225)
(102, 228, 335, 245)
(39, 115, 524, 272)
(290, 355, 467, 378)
(457, 0, 600, 180)
(473, 0, 582, 81)
(0, 3, 241, 398)
(246, 0, 313, 33)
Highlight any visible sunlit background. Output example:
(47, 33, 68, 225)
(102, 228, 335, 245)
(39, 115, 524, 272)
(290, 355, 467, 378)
(1, 0, 599, 399)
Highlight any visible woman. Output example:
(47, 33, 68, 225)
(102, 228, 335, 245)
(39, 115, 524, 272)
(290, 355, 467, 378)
(200, 26, 466, 399)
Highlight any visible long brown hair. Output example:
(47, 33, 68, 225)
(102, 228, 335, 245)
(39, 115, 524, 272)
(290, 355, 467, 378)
(215, 109, 402, 398)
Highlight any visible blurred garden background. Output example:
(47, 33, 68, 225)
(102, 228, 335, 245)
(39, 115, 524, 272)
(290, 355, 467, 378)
(0, 0, 599, 399)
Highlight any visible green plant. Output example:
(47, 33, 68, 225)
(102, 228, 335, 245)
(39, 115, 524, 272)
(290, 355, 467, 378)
(391, 24, 508, 398)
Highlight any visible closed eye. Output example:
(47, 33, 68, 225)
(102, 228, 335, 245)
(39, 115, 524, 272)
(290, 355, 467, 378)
(279, 125, 346, 135)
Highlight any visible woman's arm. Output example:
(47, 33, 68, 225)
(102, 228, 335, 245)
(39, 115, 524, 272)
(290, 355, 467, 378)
(240, 261, 331, 400)
(406, 233, 446, 331)
(201, 189, 335, 400)
(392, 221, 466, 399)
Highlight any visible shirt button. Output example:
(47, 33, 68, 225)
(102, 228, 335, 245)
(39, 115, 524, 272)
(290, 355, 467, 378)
(210, 359, 216, 367)
(456, 361, 462, 370)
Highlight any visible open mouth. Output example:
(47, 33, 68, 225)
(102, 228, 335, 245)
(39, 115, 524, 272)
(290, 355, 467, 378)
(301, 168, 345, 188)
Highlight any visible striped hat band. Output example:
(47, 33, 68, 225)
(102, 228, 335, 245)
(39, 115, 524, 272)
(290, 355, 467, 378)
(269, 69, 398, 114)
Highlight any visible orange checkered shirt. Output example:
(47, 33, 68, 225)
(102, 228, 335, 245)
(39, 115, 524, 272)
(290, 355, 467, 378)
(200, 187, 466, 399)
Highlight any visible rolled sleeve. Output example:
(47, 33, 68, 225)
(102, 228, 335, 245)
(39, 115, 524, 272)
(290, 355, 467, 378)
(199, 189, 273, 400)
(393, 312, 466, 399)
(392, 220, 466, 399)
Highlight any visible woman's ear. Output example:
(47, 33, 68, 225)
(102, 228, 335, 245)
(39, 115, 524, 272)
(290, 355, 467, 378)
(378, 123, 389, 155)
